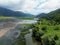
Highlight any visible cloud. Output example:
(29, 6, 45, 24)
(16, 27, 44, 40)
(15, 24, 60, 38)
(33, 0, 60, 14)
(0, 0, 24, 10)
(19, 0, 60, 15)
(0, 0, 20, 5)
(0, 0, 60, 15)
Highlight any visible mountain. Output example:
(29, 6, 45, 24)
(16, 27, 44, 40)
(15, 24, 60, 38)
(36, 9, 60, 23)
(37, 9, 60, 23)
(36, 13, 47, 18)
(46, 9, 60, 22)
(0, 7, 34, 17)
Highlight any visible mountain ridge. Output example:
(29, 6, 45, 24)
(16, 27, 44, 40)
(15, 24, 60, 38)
(0, 7, 34, 17)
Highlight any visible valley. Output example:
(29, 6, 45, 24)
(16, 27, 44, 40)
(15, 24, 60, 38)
(0, 7, 60, 45)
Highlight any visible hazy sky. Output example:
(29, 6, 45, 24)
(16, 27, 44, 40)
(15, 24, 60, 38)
(0, 0, 60, 15)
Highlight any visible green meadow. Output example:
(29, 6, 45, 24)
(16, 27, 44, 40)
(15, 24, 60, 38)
(0, 16, 15, 21)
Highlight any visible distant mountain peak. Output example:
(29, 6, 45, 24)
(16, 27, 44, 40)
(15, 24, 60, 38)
(36, 13, 47, 18)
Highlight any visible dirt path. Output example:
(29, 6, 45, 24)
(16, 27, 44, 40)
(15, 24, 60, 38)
(0, 28, 9, 37)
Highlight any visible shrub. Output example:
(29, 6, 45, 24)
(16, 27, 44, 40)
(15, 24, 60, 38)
(54, 26, 59, 30)
(43, 36, 56, 45)
(32, 27, 39, 37)
(35, 31, 44, 41)
(41, 26, 47, 31)
(54, 35, 59, 40)
(43, 37, 50, 45)
(50, 39, 56, 45)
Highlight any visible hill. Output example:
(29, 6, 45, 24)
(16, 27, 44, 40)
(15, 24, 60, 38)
(0, 7, 34, 17)
(36, 9, 60, 23)
(36, 13, 47, 18)
(46, 9, 60, 22)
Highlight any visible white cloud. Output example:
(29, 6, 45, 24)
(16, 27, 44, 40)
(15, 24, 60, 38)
(0, 0, 23, 10)
(34, 0, 60, 14)
(0, 0, 20, 5)
(0, 0, 60, 15)
(19, 0, 60, 15)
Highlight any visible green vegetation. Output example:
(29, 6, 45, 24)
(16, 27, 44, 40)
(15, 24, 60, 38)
(32, 19, 60, 45)
(0, 8, 60, 45)
(16, 17, 34, 20)
(32, 9, 60, 45)
(20, 24, 30, 36)
(0, 16, 15, 22)
(46, 9, 60, 23)
(14, 36, 26, 45)
(13, 24, 31, 45)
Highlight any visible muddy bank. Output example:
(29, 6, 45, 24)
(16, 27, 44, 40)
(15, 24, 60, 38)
(0, 21, 20, 45)
(0, 19, 37, 45)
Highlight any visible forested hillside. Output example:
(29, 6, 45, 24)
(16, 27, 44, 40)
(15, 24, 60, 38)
(46, 9, 60, 23)
(32, 9, 60, 45)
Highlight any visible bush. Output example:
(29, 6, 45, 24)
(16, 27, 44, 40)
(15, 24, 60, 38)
(41, 26, 47, 31)
(50, 39, 56, 45)
(35, 31, 44, 41)
(32, 27, 39, 37)
(54, 35, 59, 40)
(54, 26, 59, 30)
(43, 37, 51, 45)
(43, 36, 56, 45)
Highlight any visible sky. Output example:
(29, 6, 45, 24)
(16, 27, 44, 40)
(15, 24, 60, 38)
(0, 0, 60, 15)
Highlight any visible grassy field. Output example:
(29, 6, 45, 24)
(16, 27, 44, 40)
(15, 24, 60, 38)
(0, 16, 15, 22)
(0, 16, 34, 21)
(16, 17, 34, 20)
